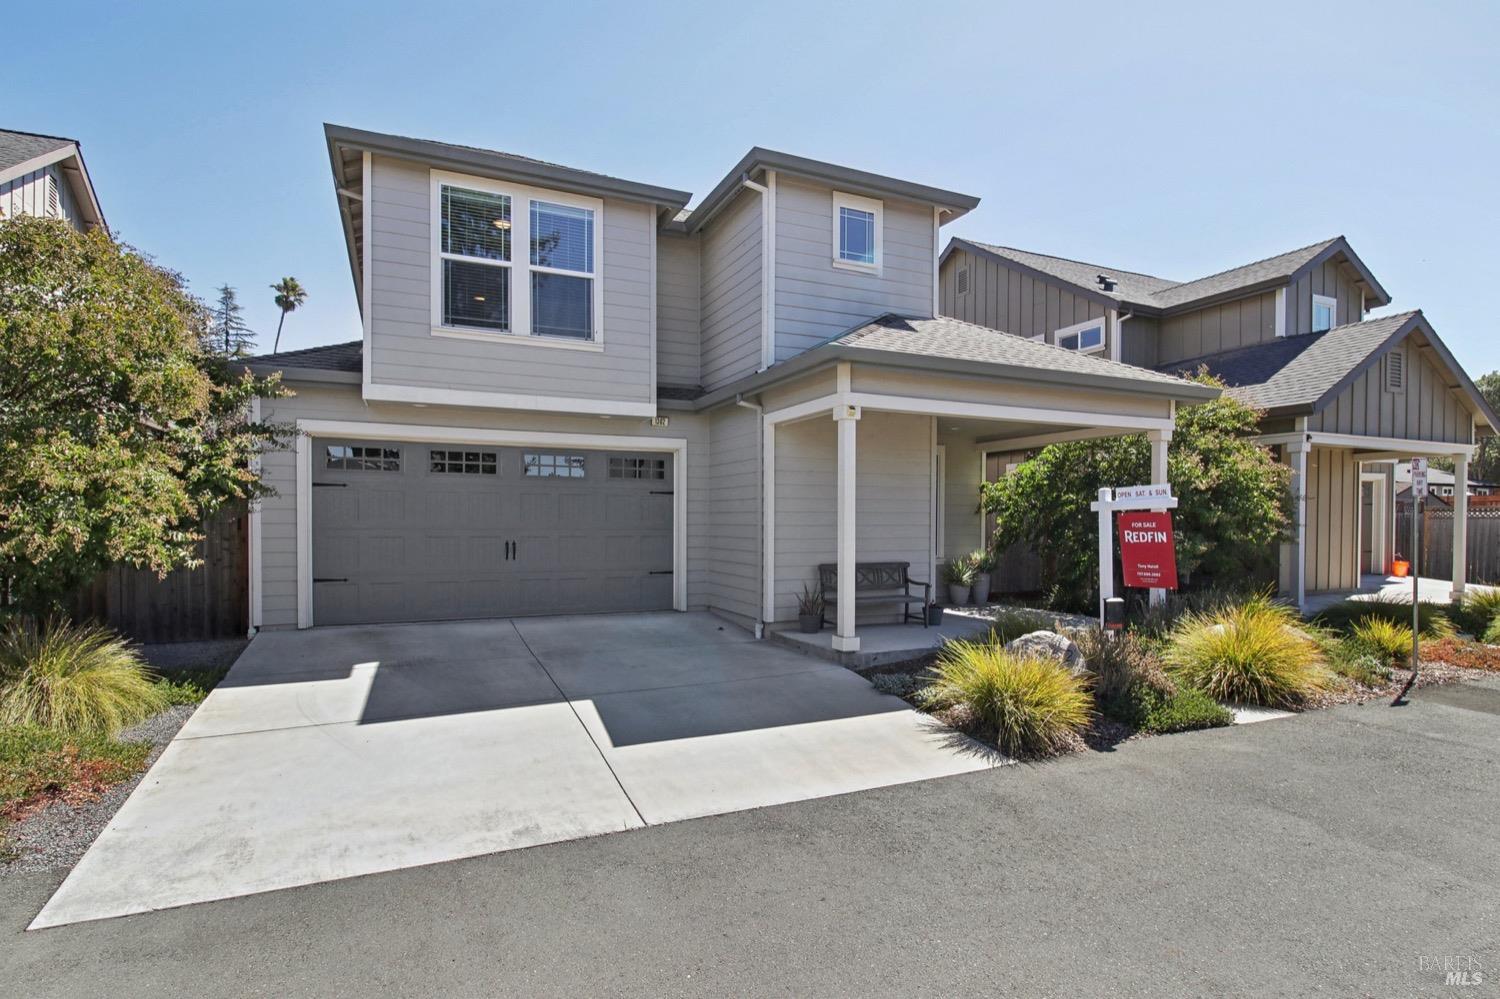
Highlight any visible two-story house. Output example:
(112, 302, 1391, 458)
(939, 236, 1499, 607)
(0, 128, 105, 231)
(246, 124, 1217, 650)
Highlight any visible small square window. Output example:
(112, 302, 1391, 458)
(523, 452, 587, 478)
(832, 192, 882, 270)
(1312, 294, 1337, 333)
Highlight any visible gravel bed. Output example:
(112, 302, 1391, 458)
(1, 703, 197, 874)
(139, 637, 248, 675)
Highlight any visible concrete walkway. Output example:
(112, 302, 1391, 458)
(31, 613, 1000, 928)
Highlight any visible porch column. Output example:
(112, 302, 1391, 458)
(1287, 440, 1310, 610)
(833, 404, 861, 652)
(1147, 428, 1172, 607)
(1452, 452, 1469, 599)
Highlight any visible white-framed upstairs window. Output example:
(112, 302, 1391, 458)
(1053, 317, 1106, 354)
(1312, 293, 1337, 333)
(831, 191, 882, 272)
(432, 169, 603, 345)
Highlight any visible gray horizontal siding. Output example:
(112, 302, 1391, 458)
(776, 177, 933, 361)
(940, 248, 1108, 344)
(255, 383, 710, 629)
(656, 232, 701, 388)
(706, 404, 761, 623)
(366, 154, 652, 405)
(699, 187, 763, 391)
(1310, 341, 1474, 444)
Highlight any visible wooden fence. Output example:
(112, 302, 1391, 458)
(1394, 500, 1500, 584)
(69, 502, 249, 643)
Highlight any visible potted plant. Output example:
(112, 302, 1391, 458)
(927, 602, 945, 626)
(797, 584, 825, 633)
(971, 549, 994, 606)
(942, 556, 974, 606)
(1392, 554, 1410, 578)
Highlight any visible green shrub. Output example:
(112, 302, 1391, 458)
(1452, 588, 1500, 638)
(1075, 629, 1171, 704)
(0, 619, 167, 733)
(1348, 616, 1414, 663)
(0, 724, 151, 812)
(1119, 685, 1234, 734)
(1312, 596, 1455, 639)
(1485, 618, 1500, 645)
(1327, 646, 1393, 688)
(1163, 595, 1330, 708)
(153, 665, 229, 706)
(920, 641, 1092, 757)
(984, 608, 1058, 644)
(1130, 586, 1257, 642)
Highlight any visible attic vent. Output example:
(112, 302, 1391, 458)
(1385, 348, 1406, 393)
(1096, 274, 1117, 292)
(956, 266, 970, 296)
(46, 177, 60, 218)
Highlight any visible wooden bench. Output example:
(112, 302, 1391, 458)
(817, 561, 931, 629)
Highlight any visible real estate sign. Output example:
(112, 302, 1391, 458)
(1117, 511, 1178, 590)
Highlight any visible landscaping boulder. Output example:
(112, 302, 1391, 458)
(1005, 630, 1085, 674)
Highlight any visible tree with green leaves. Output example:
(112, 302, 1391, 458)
(0, 215, 291, 613)
(206, 284, 256, 357)
(270, 276, 307, 354)
(1471, 371, 1500, 484)
(981, 376, 1292, 612)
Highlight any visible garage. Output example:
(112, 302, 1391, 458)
(311, 439, 674, 626)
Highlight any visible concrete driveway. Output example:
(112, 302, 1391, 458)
(32, 612, 997, 927)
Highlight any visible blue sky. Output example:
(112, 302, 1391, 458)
(8, 0, 1499, 371)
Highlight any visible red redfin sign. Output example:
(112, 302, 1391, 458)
(1117, 511, 1178, 590)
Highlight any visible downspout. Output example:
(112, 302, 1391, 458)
(736, 392, 766, 639)
(1111, 310, 1132, 363)
(740, 172, 776, 372)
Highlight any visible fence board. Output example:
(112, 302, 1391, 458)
(1394, 500, 1500, 584)
(68, 502, 249, 643)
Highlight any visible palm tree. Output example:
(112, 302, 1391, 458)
(270, 277, 308, 353)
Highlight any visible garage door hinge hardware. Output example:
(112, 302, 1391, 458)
(649, 570, 674, 575)
(313, 577, 349, 583)
(312, 482, 347, 488)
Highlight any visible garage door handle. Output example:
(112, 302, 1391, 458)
(313, 577, 349, 583)
(312, 482, 347, 488)
(649, 570, 673, 575)
(649, 490, 673, 495)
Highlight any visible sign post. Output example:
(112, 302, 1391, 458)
(1090, 484, 1178, 628)
(1394, 458, 1427, 704)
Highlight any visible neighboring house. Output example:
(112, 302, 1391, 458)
(245, 124, 1217, 649)
(0, 128, 105, 231)
(1392, 460, 1495, 500)
(940, 236, 1500, 605)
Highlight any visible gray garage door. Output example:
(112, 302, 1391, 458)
(312, 440, 674, 626)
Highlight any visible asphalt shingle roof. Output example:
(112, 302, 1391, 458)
(0, 129, 74, 173)
(831, 314, 1207, 391)
(1158, 311, 1416, 413)
(247, 340, 362, 372)
(960, 237, 1343, 312)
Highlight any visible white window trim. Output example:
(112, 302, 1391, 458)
(1312, 293, 1338, 333)
(1053, 317, 1107, 355)
(831, 191, 882, 274)
(293, 419, 688, 628)
(429, 168, 605, 347)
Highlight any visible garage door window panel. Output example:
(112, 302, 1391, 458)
(524, 452, 587, 478)
(326, 445, 401, 471)
(430, 449, 497, 474)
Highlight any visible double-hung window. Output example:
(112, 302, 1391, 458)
(831, 191, 882, 271)
(1053, 317, 1106, 354)
(434, 172, 601, 343)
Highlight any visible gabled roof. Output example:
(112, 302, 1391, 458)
(1159, 311, 1500, 434)
(945, 235, 1392, 314)
(245, 340, 362, 383)
(0, 128, 106, 231)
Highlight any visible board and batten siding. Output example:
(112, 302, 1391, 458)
(1155, 289, 1280, 365)
(774, 176, 934, 361)
(1289, 257, 1366, 336)
(1304, 445, 1360, 592)
(365, 155, 653, 405)
(1119, 315, 1160, 368)
(772, 411, 932, 622)
(1309, 340, 1474, 444)
(699, 186, 763, 391)
(1, 165, 76, 228)
(940, 248, 1111, 349)
(656, 232, 702, 388)
(254, 382, 711, 630)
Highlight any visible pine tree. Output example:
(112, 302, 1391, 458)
(205, 284, 256, 357)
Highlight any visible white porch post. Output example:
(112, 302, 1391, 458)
(1452, 452, 1469, 599)
(832, 403, 861, 652)
(1147, 428, 1172, 607)
(1287, 439, 1310, 610)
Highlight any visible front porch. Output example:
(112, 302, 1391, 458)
(769, 609, 995, 667)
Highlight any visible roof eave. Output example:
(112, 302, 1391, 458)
(323, 123, 693, 210)
(1287, 237, 1392, 308)
(944, 238, 1124, 311)
(245, 362, 361, 385)
(0, 142, 106, 232)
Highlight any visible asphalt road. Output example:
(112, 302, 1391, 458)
(4, 678, 1498, 998)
